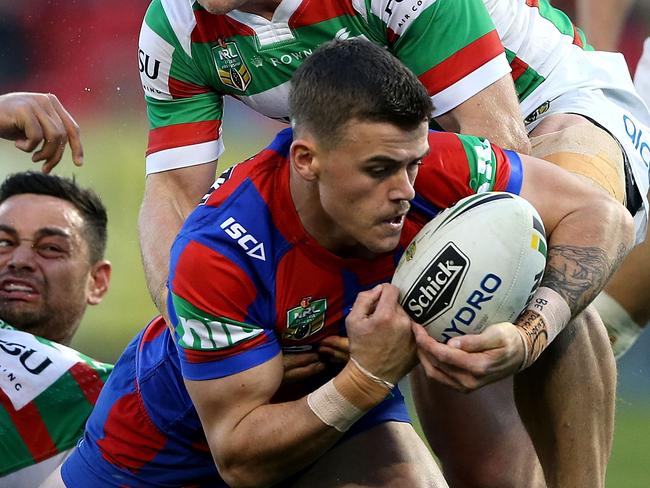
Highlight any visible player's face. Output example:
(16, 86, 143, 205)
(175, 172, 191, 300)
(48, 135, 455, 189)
(314, 120, 429, 257)
(0, 194, 98, 344)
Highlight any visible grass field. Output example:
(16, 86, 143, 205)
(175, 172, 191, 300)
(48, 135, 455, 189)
(1, 111, 647, 486)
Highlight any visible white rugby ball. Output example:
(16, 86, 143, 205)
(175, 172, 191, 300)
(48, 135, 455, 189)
(392, 192, 547, 343)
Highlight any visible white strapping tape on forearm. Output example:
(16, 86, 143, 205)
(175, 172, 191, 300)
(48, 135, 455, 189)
(307, 379, 363, 433)
(527, 286, 572, 345)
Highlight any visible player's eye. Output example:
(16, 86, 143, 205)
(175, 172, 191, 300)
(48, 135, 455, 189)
(0, 238, 15, 251)
(34, 240, 70, 259)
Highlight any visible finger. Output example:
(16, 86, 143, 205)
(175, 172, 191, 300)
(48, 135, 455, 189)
(415, 348, 466, 391)
(31, 110, 67, 169)
(318, 346, 348, 363)
(283, 362, 326, 383)
(348, 284, 383, 321)
(283, 352, 320, 369)
(14, 111, 44, 152)
(447, 322, 510, 353)
(319, 335, 349, 352)
(48, 94, 83, 166)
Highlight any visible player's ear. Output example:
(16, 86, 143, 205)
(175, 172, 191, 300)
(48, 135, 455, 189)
(290, 137, 320, 181)
(86, 260, 112, 306)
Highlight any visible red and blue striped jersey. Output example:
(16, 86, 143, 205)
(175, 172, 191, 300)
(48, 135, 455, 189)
(168, 128, 523, 381)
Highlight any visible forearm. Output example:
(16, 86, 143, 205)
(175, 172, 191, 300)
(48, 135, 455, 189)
(210, 363, 390, 488)
(540, 200, 633, 316)
(139, 165, 217, 315)
(515, 199, 633, 368)
(434, 75, 531, 154)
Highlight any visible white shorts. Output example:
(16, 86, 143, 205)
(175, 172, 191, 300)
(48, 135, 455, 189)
(524, 51, 650, 244)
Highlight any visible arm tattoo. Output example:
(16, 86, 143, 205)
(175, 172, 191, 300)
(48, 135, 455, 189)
(542, 244, 616, 314)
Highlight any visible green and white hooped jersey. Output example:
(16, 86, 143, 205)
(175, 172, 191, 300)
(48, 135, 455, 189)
(139, 0, 510, 174)
(0, 322, 112, 479)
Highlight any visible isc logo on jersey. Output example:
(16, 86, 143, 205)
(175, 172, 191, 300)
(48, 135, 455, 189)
(220, 217, 266, 261)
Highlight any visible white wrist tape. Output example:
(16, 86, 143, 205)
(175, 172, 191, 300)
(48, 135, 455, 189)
(517, 287, 572, 370)
(593, 291, 643, 359)
(307, 379, 363, 432)
(349, 357, 395, 390)
(526, 286, 572, 345)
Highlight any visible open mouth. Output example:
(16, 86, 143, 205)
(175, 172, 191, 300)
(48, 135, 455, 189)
(0, 281, 38, 300)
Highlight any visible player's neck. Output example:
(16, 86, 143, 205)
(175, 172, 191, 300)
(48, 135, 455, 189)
(239, 0, 282, 20)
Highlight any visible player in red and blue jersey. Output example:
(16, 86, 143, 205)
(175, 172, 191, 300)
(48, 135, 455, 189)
(56, 40, 631, 488)
(58, 41, 523, 488)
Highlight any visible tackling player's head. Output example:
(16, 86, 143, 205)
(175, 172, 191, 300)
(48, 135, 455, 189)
(288, 40, 432, 258)
(289, 38, 432, 145)
(0, 172, 111, 344)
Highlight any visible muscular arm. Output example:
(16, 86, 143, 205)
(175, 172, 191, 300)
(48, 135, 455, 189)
(185, 285, 413, 488)
(435, 75, 530, 154)
(518, 155, 633, 314)
(413, 155, 634, 391)
(139, 163, 217, 315)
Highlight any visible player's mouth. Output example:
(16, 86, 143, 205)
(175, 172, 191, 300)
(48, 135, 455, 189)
(0, 279, 39, 301)
(380, 213, 406, 232)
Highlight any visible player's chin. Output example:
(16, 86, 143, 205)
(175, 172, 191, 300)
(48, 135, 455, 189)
(365, 233, 402, 255)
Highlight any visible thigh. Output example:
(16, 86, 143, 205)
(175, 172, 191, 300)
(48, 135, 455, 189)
(283, 421, 447, 488)
(411, 370, 544, 488)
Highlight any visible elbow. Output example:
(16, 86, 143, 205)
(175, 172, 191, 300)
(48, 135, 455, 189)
(218, 459, 275, 488)
(600, 197, 636, 255)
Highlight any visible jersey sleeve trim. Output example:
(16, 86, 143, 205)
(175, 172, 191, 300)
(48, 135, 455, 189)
(503, 149, 523, 194)
(429, 52, 511, 117)
(146, 139, 224, 174)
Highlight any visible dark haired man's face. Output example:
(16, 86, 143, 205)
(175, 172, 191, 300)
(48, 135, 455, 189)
(0, 194, 107, 344)
(308, 120, 429, 257)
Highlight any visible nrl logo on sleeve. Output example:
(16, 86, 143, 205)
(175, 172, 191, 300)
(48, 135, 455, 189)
(283, 297, 327, 341)
(212, 41, 252, 91)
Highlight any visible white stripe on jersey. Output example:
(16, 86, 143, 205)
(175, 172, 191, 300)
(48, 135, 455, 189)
(367, 0, 439, 38)
(139, 21, 174, 101)
(227, 0, 303, 47)
(485, 0, 576, 81)
(146, 139, 225, 174)
(161, 0, 196, 57)
(432, 53, 511, 116)
(178, 316, 263, 350)
(238, 81, 292, 120)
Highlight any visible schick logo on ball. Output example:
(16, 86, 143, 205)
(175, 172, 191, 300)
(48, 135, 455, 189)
(404, 243, 469, 323)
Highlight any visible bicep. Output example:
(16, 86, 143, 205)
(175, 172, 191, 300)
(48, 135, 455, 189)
(518, 154, 598, 234)
(435, 75, 530, 154)
(185, 353, 284, 457)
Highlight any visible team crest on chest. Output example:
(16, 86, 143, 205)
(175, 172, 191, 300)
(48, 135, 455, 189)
(212, 41, 252, 91)
(283, 297, 327, 341)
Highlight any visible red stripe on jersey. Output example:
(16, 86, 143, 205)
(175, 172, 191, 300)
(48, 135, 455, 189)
(291, 0, 355, 28)
(418, 30, 504, 96)
(182, 332, 270, 363)
(172, 241, 257, 321)
(526, 0, 539, 7)
(192, 10, 255, 43)
(205, 153, 273, 208)
(139, 316, 168, 351)
(97, 387, 167, 472)
(415, 132, 475, 207)
(572, 25, 584, 48)
(168, 77, 211, 99)
(491, 145, 514, 191)
(68, 362, 104, 406)
(386, 27, 399, 45)
(0, 389, 58, 462)
(510, 56, 529, 82)
(146, 120, 221, 156)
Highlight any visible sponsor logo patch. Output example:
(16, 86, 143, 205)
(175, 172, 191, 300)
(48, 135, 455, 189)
(403, 243, 469, 324)
(284, 297, 327, 341)
(213, 41, 252, 91)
